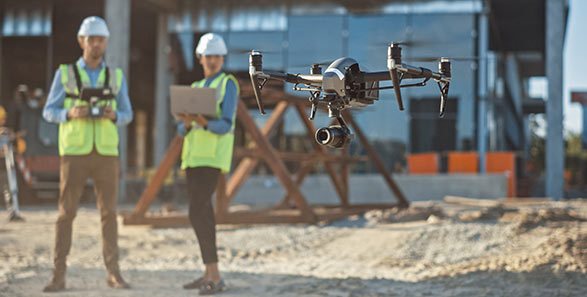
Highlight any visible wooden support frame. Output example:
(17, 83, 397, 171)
(123, 97, 408, 227)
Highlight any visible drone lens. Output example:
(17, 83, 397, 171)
(315, 126, 352, 148)
(316, 128, 331, 144)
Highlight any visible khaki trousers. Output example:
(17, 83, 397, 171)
(52, 149, 120, 277)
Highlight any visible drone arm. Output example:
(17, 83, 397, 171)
(354, 71, 392, 83)
(399, 63, 451, 83)
(260, 70, 322, 86)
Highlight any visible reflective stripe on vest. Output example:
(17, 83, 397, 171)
(181, 72, 240, 173)
(58, 63, 122, 156)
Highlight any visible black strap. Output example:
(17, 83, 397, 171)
(71, 63, 82, 96)
(68, 63, 112, 98)
(104, 66, 110, 89)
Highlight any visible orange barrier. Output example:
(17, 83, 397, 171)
(407, 153, 439, 174)
(448, 152, 478, 174)
(486, 152, 516, 197)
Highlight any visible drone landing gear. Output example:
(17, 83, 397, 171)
(437, 81, 450, 118)
(308, 91, 320, 120)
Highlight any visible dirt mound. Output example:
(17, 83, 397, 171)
(457, 205, 511, 222)
(365, 206, 445, 224)
(500, 208, 587, 233)
(539, 231, 587, 273)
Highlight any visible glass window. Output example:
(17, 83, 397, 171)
(2, 3, 51, 37)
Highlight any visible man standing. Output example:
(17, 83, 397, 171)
(42, 16, 133, 292)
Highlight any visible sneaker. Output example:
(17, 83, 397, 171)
(199, 279, 227, 295)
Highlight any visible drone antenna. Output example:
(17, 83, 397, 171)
(249, 51, 266, 114)
(388, 43, 405, 110)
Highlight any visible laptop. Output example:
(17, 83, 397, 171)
(170, 85, 218, 119)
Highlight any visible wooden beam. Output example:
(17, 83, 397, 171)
(233, 148, 368, 163)
(225, 101, 290, 204)
(219, 207, 367, 225)
(277, 162, 315, 209)
(236, 100, 317, 223)
(135, 110, 148, 172)
(311, 203, 398, 210)
(123, 201, 396, 227)
(123, 213, 189, 228)
(444, 195, 501, 208)
(131, 135, 183, 217)
(342, 110, 409, 207)
(293, 103, 349, 206)
(341, 145, 350, 206)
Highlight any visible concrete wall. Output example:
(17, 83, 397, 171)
(231, 174, 508, 206)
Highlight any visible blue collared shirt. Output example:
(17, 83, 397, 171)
(43, 57, 133, 126)
(177, 71, 238, 136)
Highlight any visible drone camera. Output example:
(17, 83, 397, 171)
(315, 125, 353, 148)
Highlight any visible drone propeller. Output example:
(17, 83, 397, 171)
(370, 40, 434, 48)
(230, 48, 280, 55)
(291, 59, 335, 69)
(390, 40, 432, 47)
(405, 56, 480, 62)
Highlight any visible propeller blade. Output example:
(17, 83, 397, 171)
(371, 40, 433, 48)
(405, 56, 480, 62)
(230, 49, 281, 55)
(291, 60, 335, 68)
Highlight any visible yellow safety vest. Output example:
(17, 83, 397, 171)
(181, 72, 239, 173)
(58, 63, 123, 156)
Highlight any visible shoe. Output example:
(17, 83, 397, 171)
(183, 277, 206, 290)
(8, 212, 24, 222)
(199, 279, 227, 295)
(42, 279, 65, 293)
(106, 273, 131, 289)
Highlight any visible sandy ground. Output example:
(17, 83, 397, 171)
(1, 199, 586, 297)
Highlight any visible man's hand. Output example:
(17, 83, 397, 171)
(102, 106, 117, 121)
(67, 106, 88, 119)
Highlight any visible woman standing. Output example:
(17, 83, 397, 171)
(177, 33, 239, 295)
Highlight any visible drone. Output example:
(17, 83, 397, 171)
(248, 42, 451, 148)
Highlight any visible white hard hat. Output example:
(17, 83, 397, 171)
(77, 16, 110, 37)
(195, 33, 227, 56)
